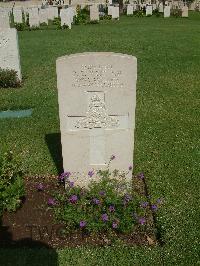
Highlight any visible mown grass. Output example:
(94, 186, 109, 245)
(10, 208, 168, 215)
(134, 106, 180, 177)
(0, 12, 200, 265)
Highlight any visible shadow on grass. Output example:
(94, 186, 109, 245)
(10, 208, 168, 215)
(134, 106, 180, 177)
(0, 218, 58, 266)
(45, 133, 63, 175)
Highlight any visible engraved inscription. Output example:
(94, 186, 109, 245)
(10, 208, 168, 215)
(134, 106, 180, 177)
(75, 94, 119, 129)
(72, 64, 124, 89)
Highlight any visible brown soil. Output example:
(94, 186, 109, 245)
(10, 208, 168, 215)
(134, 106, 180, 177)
(0, 176, 157, 248)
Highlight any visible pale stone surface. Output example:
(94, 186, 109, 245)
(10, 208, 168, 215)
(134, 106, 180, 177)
(159, 2, 164, 12)
(56, 52, 137, 187)
(39, 8, 48, 24)
(182, 6, 188, 17)
(0, 28, 21, 80)
(108, 5, 113, 15)
(13, 8, 23, 23)
(127, 5, 133, 15)
(112, 6, 119, 19)
(146, 5, 152, 15)
(164, 6, 170, 17)
(60, 8, 72, 29)
(47, 6, 58, 20)
(0, 10, 10, 28)
(29, 7, 40, 27)
(90, 5, 99, 20)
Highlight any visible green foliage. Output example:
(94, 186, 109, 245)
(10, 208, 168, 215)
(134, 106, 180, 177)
(0, 68, 21, 88)
(40, 22, 48, 27)
(153, 8, 161, 17)
(14, 22, 26, 31)
(133, 10, 144, 17)
(171, 9, 182, 17)
(52, 168, 152, 235)
(0, 151, 25, 215)
(73, 8, 89, 25)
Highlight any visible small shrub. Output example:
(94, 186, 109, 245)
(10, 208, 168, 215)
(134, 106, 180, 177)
(171, 9, 182, 17)
(40, 22, 48, 27)
(134, 10, 144, 17)
(50, 159, 162, 235)
(153, 8, 161, 17)
(0, 151, 25, 215)
(14, 23, 25, 31)
(0, 68, 21, 88)
(62, 24, 69, 29)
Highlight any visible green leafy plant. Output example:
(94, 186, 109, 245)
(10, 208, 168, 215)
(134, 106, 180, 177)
(14, 22, 26, 31)
(134, 10, 144, 17)
(0, 151, 25, 215)
(171, 9, 182, 18)
(0, 68, 21, 88)
(49, 158, 161, 235)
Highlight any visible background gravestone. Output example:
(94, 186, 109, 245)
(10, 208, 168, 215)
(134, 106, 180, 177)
(13, 8, 23, 24)
(164, 6, 170, 17)
(0, 11, 10, 28)
(56, 52, 137, 187)
(90, 5, 99, 21)
(0, 28, 21, 80)
(29, 8, 40, 28)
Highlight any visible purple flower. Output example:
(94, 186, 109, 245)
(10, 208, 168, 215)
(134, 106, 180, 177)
(69, 195, 78, 204)
(79, 220, 87, 228)
(101, 213, 109, 222)
(151, 204, 158, 211)
(36, 183, 44, 191)
(138, 172, 145, 179)
(92, 198, 100, 205)
(110, 155, 116, 160)
(88, 170, 94, 177)
(124, 193, 132, 204)
(59, 171, 71, 182)
(69, 181, 74, 188)
(138, 217, 146, 225)
(140, 201, 148, 208)
(109, 205, 115, 212)
(157, 198, 163, 204)
(48, 198, 57, 206)
(129, 165, 133, 171)
(112, 222, 118, 229)
(99, 191, 106, 196)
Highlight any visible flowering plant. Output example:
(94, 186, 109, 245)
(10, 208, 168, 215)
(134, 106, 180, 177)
(50, 164, 161, 235)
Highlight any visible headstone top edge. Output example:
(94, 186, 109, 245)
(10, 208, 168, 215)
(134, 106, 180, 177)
(56, 52, 137, 64)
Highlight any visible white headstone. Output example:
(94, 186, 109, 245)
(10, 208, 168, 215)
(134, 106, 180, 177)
(90, 5, 99, 21)
(56, 52, 137, 187)
(0, 11, 10, 29)
(146, 5, 153, 15)
(39, 8, 48, 24)
(182, 6, 188, 17)
(159, 3, 164, 12)
(112, 6, 119, 19)
(127, 5, 134, 15)
(164, 6, 170, 17)
(0, 28, 21, 80)
(60, 9, 72, 29)
(108, 6, 113, 15)
(29, 8, 40, 28)
(13, 8, 23, 24)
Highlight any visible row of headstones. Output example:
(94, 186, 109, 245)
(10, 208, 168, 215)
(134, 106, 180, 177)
(126, 3, 189, 17)
(0, 6, 78, 29)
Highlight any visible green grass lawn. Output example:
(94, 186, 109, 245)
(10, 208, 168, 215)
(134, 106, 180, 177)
(0, 12, 200, 265)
